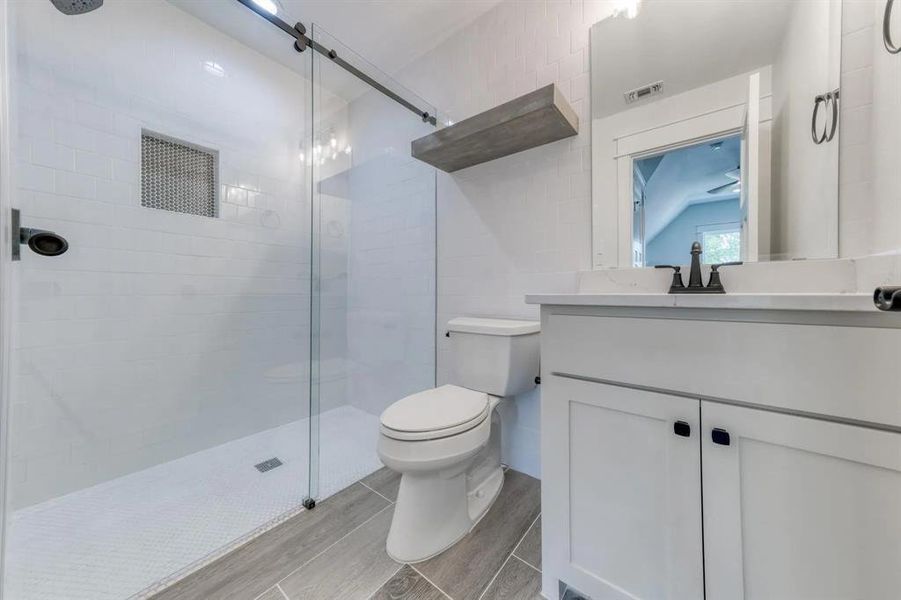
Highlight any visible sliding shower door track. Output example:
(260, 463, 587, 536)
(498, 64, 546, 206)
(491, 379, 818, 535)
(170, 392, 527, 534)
(235, 0, 438, 126)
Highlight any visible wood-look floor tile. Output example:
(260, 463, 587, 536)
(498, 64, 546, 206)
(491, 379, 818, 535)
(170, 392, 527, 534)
(150, 484, 388, 600)
(481, 557, 542, 600)
(370, 565, 446, 600)
(360, 466, 402, 502)
(414, 470, 541, 600)
(513, 517, 541, 569)
(279, 508, 400, 600)
(256, 586, 287, 600)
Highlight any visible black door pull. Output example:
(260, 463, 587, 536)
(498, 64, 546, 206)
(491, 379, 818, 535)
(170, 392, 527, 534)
(673, 421, 691, 437)
(711, 428, 731, 446)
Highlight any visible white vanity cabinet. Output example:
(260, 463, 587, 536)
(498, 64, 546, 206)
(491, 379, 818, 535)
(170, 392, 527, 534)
(702, 402, 901, 600)
(543, 376, 703, 600)
(536, 302, 901, 600)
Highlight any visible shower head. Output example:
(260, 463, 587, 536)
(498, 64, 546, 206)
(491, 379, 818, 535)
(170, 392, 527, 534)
(49, 0, 103, 15)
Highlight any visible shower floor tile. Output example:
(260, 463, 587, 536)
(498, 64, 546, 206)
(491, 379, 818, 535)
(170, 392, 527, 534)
(4, 405, 382, 600)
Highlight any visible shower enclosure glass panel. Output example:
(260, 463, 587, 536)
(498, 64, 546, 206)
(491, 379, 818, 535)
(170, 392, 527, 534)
(1, 1, 313, 598)
(309, 24, 437, 501)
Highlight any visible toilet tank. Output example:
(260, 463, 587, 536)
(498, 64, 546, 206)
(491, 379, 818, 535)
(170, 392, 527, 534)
(446, 317, 540, 397)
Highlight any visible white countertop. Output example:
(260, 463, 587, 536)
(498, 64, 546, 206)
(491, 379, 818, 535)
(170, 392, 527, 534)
(524, 292, 878, 312)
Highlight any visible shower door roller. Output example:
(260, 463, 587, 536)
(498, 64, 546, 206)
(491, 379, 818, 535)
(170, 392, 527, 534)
(11, 209, 70, 260)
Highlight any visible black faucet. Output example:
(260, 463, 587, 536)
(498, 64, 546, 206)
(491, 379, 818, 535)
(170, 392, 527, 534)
(655, 242, 742, 294)
(688, 241, 704, 289)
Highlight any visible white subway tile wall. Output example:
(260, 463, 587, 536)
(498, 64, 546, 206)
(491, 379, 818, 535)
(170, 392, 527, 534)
(306, 48, 437, 450)
(839, 0, 877, 257)
(396, 0, 614, 477)
(10, 0, 876, 504)
(839, 0, 901, 257)
(340, 85, 437, 419)
(9, 0, 313, 509)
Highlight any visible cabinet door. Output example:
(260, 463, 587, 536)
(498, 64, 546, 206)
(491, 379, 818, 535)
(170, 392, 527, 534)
(542, 376, 703, 600)
(702, 402, 901, 600)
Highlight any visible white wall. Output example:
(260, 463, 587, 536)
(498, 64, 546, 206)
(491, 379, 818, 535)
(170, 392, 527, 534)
(839, 0, 901, 257)
(396, 0, 610, 477)
(313, 100, 352, 415)
(393, 0, 866, 477)
(770, 0, 841, 260)
(392, 0, 897, 480)
(8, 0, 313, 508)
(316, 77, 437, 419)
(9, 0, 888, 499)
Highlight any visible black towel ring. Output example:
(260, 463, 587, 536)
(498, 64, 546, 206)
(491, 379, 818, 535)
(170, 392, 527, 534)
(825, 90, 839, 143)
(886, 0, 901, 53)
(811, 95, 829, 144)
(811, 90, 840, 145)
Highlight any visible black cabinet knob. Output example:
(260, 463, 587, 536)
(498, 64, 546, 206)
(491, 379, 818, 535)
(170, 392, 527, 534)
(673, 421, 691, 437)
(711, 428, 731, 446)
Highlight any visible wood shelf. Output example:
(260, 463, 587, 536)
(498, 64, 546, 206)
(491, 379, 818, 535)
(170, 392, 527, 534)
(411, 84, 579, 173)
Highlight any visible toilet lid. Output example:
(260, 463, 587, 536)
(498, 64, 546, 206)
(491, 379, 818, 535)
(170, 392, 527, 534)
(380, 384, 490, 440)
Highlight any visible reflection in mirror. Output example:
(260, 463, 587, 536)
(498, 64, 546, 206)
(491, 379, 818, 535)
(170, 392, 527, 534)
(634, 136, 742, 266)
(590, 0, 841, 268)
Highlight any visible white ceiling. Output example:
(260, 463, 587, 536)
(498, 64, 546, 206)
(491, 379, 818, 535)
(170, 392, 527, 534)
(170, 0, 500, 102)
(277, 0, 501, 75)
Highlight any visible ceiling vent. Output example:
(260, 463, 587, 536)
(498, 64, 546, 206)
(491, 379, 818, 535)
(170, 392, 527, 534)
(624, 81, 664, 104)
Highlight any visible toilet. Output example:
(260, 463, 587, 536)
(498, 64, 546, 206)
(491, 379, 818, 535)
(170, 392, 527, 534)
(377, 317, 540, 563)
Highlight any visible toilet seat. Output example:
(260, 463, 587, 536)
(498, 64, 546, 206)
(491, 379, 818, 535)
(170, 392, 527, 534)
(380, 384, 490, 441)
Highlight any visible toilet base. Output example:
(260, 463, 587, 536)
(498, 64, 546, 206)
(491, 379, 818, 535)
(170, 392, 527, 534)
(386, 465, 504, 564)
(467, 463, 504, 523)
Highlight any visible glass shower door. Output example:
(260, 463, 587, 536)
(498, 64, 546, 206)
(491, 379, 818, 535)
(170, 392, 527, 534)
(0, 1, 314, 598)
(309, 24, 437, 501)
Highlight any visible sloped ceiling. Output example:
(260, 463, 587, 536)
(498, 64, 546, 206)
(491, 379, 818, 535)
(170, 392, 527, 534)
(642, 136, 741, 243)
(169, 0, 501, 88)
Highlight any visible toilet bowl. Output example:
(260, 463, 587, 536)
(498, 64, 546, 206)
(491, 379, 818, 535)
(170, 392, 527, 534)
(377, 317, 540, 563)
(378, 385, 504, 562)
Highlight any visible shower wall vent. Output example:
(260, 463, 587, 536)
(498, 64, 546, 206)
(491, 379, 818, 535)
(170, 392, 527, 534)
(141, 130, 218, 218)
(624, 81, 664, 104)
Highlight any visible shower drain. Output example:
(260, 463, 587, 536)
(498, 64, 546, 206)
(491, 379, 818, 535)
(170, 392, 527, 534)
(254, 457, 283, 473)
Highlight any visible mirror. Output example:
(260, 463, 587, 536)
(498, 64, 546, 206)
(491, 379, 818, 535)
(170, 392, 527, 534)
(590, 0, 841, 268)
